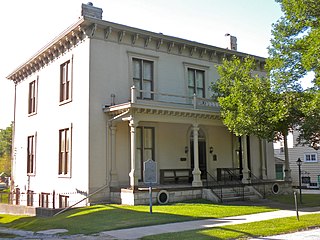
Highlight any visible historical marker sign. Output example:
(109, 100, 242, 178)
(144, 159, 157, 184)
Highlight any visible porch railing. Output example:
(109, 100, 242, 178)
(205, 170, 245, 202)
(129, 86, 220, 111)
(249, 171, 267, 198)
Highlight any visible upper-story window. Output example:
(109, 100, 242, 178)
(60, 60, 72, 103)
(58, 126, 72, 176)
(28, 78, 38, 115)
(27, 134, 36, 175)
(304, 153, 317, 163)
(133, 58, 154, 100)
(188, 68, 205, 98)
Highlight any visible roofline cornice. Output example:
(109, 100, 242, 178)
(7, 15, 266, 83)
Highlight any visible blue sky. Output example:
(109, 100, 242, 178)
(0, 0, 282, 128)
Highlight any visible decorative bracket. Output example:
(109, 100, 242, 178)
(179, 44, 186, 54)
(156, 39, 163, 50)
(199, 49, 206, 58)
(105, 26, 112, 39)
(132, 33, 139, 45)
(86, 23, 97, 37)
(145, 36, 152, 47)
(118, 31, 126, 42)
(168, 42, 174, 52)
(190, 47, 197, 56)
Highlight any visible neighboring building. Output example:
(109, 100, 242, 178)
(7, 3, 282, 208)
(274, 131, 320, 188)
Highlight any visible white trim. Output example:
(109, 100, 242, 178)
(304, 153, 318, 163)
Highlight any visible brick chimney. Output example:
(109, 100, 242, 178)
(81, 2, 103, 19)
(225, 33, 237, 51)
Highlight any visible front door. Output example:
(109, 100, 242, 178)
(190, 130, 207, 179)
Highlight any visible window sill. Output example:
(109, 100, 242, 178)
(59, 99, 72, 106)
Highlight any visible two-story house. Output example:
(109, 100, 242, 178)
(274, 131, 320, 188)
(7, 3, 285, 208)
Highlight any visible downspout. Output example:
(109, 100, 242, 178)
(10, 82, 17, 191)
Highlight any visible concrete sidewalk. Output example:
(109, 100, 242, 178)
(99, 207, 320, 239)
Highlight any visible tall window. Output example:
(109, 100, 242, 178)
(304, 153, 317, 162)
(28, 79, 37, 114)
(59, 127, 71, 176)
(188, 68, 205, 98)
(133, 58, 154, 99)
(60, 60, 72, 103)
(27, 135, 36, 174)
(136, 127, 155, 180)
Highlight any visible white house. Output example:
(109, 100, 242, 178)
(6, 3, 286, 208)
(274, 130, 320, 188)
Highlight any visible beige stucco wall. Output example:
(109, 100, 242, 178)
(13, 39, 91, 205)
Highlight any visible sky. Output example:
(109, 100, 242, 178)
(0, 0, 283, 129)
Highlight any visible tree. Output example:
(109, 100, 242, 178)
(212, 56, 304, 180)
(0, 123, 12, 176)
(267, 0, 320, 149)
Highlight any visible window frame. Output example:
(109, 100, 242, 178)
(183, 63, 209, 99)
(59, 57, 73, 104)
(304, 153, 318, 163)
(27, 133, 36, 175)
(58, 124, 72, 177)
(28, 77, 38, 115)
(128, 52, 158, 101)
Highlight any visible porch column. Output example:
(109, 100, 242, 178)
(129, 120, 138, 188)
(241, 136, 250, 183)
(192, 125, 202, 187)
(110, 125, 118, 186)
(260, 139, 267, 179)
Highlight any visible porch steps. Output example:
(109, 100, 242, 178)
(210, 187, 260, 203)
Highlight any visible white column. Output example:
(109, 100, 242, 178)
(192, 125, 202, 187)
(110, 125, 118, 186)
(129, 120, 138, 188)
(260, 139, 267, 179)
(241, 136, 250, 183)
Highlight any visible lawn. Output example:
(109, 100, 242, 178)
(143, 213, 320, 239)
(0, 199, 276, 235)
(268, 193, 320, 207)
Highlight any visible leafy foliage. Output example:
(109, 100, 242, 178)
(0, 123, 12, 175)
(267, 0, 320, 148)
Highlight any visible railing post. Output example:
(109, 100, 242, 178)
(193, 93, 197, 109)
(52, 190, 55, 209)
(131, 85, 136, 103)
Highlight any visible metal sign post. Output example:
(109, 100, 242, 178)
(143, 159, 157, 214)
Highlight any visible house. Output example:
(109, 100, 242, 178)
(274, 130, 320, 188)
(6, 3, 288, 208)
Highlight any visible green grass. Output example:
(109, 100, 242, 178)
(268, 193, 320, 207)
(0, 199, 276, 235)
(143, 213, 320, 239)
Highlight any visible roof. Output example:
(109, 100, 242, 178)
(7, 16, 266, 83)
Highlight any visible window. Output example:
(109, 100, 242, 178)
(188, 68, 205, 98)
(28, 79, 38, 114)
(27, 190, 34, 206)
(60, 60, 72, 103)
(59, 127, 72, 176)
(27, 135, 36, 175)
(40, 192, 49, 208)
(133, 58, 154, 99)
(304, 153, 317, 162)
(136, 127, 155, 180)
(59, 195, 69, 208)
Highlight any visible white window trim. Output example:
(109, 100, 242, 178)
(183, 62, 209, 98)
(127, 51, 158, 99)
(304, 153, 318, 163)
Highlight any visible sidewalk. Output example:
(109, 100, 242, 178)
(99, 207, 320, 239)
(1, 206, 320, 239)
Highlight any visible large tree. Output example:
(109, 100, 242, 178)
(0, 123, 12, 176)
(212, 56, 303, 180)
(267, 0, 320, 148)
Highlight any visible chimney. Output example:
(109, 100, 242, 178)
(225, 33, 237, 51)
(81, 2, 103, 19)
